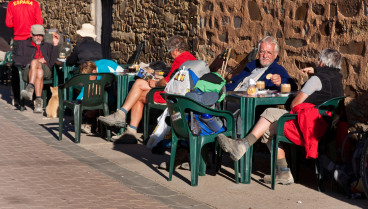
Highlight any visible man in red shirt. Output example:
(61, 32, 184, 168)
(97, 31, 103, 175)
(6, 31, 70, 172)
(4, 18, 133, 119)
(98, 35, 196, 144)
(5, 0, 43, 53)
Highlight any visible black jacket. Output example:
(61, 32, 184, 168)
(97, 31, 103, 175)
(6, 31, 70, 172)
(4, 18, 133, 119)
(66, 37, 103, 66)
(13, 38, 58, 68)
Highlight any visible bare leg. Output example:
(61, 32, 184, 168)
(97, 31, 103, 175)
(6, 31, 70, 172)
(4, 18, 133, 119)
(121, 79, 151, 111)
(129, 97, 146, 127)
(29, 59, 44, 97)
(250, 117, 272, 139)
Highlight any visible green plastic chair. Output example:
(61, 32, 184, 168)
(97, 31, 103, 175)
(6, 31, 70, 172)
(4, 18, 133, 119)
(143, 87, 167, 144)
(162, 93, 239, 186)
(270, 96, 347, 190)
(58, 73, 115, 143)
(16, 66, 57, 111)
(0, 51, 13, 85)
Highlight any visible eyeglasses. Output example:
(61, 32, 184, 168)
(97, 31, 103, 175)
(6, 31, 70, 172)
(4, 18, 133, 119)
(168, 48, 176, 53)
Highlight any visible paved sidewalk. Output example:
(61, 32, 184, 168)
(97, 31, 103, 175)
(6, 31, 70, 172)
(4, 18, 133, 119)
(0, 85, 366, 208)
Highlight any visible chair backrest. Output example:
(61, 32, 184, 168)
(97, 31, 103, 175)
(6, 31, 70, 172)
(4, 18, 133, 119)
(162, 93, 234, 139)
(60, 73, 115, 107)
(127, 42, 145, 65)
(316, 96, 346, 115)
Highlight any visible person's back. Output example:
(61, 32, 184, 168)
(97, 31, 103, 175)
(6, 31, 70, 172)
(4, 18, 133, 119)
(95, 59, 123, 73)
(5, 0, 43, 41)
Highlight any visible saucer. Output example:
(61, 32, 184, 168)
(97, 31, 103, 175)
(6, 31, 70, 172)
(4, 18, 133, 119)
(280, 93, 290, 97)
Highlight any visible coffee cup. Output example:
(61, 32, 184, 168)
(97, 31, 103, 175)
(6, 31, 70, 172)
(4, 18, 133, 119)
(256, 81, 265, 90)
(281, 83, 291, 94)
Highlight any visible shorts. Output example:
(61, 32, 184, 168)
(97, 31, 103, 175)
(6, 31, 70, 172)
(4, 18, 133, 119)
(259, 108, 289, 144)
(22, 63, 52, 83)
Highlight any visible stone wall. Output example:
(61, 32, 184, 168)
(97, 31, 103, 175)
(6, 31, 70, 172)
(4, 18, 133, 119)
(39, 0, 368, 126)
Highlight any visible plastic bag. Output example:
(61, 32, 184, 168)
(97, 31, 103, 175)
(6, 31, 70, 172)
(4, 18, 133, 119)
(164, 67, 190, 95)
(146, 108, 172, 149)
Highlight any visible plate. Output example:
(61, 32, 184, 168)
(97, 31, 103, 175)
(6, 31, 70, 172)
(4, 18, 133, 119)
(126, 73, 136, 76)
(280, 93, 290, 97)
(57, 58, 66, 62)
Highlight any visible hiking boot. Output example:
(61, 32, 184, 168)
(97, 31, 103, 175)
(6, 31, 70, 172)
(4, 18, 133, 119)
(21, 84, 34, 101)
(33, 98, 43, 113)
(217, 134, 249, 161)
(98, 110, 126, 127)
(263, 167, 294, 185)
(81, 124, 92, 134)
(111, 126, 139, 144)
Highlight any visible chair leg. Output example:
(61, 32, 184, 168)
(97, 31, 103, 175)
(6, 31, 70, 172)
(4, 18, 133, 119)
(270, 137, 278, 190)
(103, 105, 112, 141)
(168, 136, 178, 181)
(58, 107, 64, 141)
(73, 105, 82, 143)
(189, 137, 199, 186)
(143, 105, 149, 144)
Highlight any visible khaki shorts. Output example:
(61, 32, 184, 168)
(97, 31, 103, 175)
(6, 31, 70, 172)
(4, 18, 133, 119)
(22, 63, 52, 83)
(259, 108, 289, 144)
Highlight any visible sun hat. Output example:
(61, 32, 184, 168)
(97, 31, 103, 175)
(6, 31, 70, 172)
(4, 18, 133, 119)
(31, 24, 45, 35)
(76, 23, 97, 38)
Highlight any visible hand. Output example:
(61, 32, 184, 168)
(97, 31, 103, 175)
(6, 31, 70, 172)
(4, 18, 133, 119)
(38, 58, 46, 64)
(148, 79, 156, 88)
(52, 32, 60, 46)
(301, 67, 314, 75)
(271, 74, 281, 86)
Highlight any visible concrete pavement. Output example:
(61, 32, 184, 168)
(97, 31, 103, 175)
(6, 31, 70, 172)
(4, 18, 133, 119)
(0, 84, 366, 208)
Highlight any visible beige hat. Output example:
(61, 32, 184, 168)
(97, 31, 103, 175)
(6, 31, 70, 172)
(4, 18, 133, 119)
(31, 24, 45, 35)
(76, 23, 97, 38)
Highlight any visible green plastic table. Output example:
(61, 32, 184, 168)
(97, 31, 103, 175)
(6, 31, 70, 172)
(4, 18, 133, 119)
(114, 72, 136, 109)
(225, 91, 291, 184)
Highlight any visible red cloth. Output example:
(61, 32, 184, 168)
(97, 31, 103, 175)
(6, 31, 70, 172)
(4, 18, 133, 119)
(5, 0, 43, 40)
(31, 41, 44, 60)
(153, 51, 196, 103)
(284, 103, 331, 159)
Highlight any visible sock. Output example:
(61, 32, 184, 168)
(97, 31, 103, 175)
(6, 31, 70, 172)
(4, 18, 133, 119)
(28, 83, 35, 88)
(241, 133, 257, 146)
(36, 96, 42, 100)
(128, 124, 137, 130)
(119, 107, 128, 114)
(277, 158, 288, 169)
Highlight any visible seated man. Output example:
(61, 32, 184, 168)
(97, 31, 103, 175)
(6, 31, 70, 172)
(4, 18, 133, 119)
(15, 24, 60, 113)
(226, 36, 296, 92)
(98, 35, 196, 144)
(217, 49, 344, 185)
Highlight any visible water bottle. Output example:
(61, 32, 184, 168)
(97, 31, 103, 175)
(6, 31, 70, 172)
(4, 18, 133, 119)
(199, 114, 223, 132)
(65, 38, 71, 56)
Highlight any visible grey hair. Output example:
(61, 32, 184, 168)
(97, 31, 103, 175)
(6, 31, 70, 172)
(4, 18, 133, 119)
(319, 49, 342, 69)
(257, 36, 279, 53)
(166, 35, 188, 52)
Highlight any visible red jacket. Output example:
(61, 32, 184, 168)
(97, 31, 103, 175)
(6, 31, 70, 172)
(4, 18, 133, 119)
(5, 0, 43, 40)
(284, 103, 331, 159)
(154, 51, 196, 103)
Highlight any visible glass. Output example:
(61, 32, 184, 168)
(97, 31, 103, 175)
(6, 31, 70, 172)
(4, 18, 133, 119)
(59, 52, 65, 59)
(256, 81, 265, 90)
(281, 83, 291, 94)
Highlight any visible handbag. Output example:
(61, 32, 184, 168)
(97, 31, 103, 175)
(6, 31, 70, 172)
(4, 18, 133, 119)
(164, 67, 190, 95)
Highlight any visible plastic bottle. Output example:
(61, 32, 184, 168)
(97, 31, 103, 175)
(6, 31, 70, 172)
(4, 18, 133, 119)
(65, 38, 71, 56)
(199, 113, 223, 132)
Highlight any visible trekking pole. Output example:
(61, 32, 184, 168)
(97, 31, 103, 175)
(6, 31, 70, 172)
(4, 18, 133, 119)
(221, 48, 231, 78)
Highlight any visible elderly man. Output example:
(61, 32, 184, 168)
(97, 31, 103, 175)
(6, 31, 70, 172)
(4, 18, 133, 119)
(217, 49, 344, 185)
(15, 24, 60, 113)
(226, 36, 296, 92)
(98, 35, 196, 144)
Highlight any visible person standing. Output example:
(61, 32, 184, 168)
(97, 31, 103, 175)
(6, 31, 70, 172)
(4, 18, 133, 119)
(5, 0, 43, 53)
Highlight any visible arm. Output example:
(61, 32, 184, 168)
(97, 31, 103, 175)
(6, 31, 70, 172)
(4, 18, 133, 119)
(290, 91, 309, 109)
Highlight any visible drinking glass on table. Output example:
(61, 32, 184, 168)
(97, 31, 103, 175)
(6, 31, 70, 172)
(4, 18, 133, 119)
(256, 81, 265, 90)
(281, 83, 291, 96)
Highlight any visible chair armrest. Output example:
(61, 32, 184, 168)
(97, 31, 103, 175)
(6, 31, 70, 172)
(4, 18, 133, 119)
(147, 87, 165, 104)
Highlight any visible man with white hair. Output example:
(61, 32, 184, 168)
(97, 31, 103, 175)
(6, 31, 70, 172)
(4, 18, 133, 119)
(217, 49, 344, 185)
(66, 23, 103, 66)
(15, 24, 60, 113)
(226, 36, 296, 92)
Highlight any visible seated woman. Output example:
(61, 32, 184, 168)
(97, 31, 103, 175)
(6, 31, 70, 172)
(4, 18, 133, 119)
(98, 35, 197, 144)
